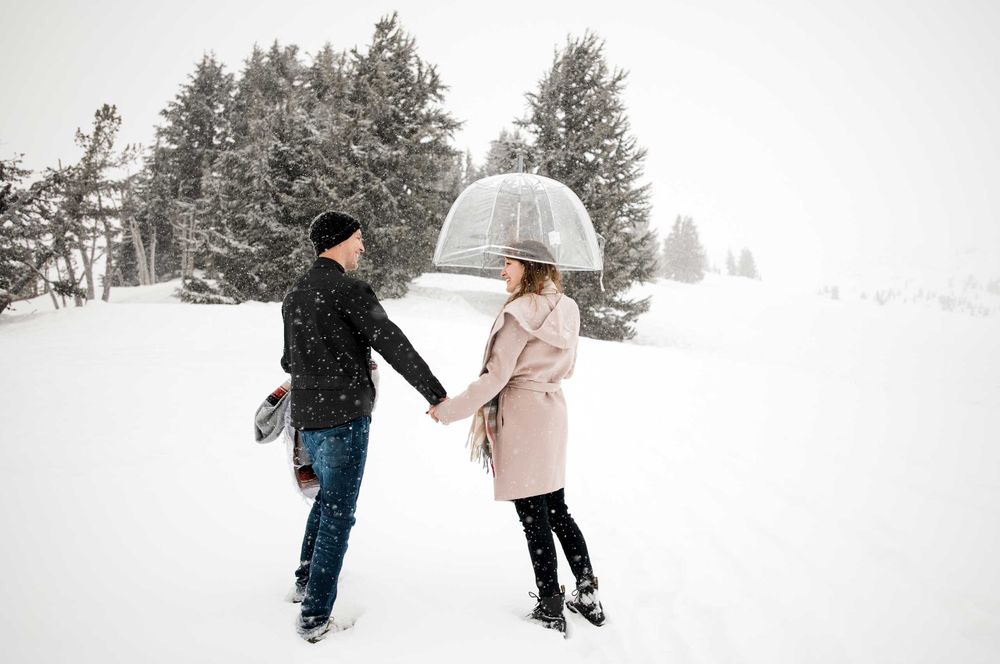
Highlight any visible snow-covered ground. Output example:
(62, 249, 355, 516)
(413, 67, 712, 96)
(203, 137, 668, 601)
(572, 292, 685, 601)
(2, 273, 999, 663)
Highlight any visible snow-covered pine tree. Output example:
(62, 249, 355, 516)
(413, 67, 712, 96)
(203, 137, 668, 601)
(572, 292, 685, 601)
(151, 54, 234, 284)
(725, 249, 737, 276)
(738, 248, 760, 279)
(59, 105, 134, 302)
(520, 32, 658, 340)
(202, 43, 317, 302)
(482, 128, 535, 176)
(339, 13, 460, 298)
(114, 169, 155, 287)
(661, 215, 706, 283)
(1, 157, 33, 312)
(293, 43, 353, 217)
(0, 156, 58, 314)
(125, 142, 177, 285)
(440, 152, 467, 210)
(462, 149, 480, 187)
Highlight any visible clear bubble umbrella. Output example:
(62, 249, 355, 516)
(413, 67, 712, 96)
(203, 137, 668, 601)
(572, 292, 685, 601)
(433, 171, 604, 272)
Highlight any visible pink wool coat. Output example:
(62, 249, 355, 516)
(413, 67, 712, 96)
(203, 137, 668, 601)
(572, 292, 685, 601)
(435, 284, 580, 501)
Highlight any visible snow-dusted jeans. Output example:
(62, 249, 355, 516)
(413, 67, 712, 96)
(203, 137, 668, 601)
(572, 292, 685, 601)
(297, 416, 371, 629)
(513, 489, 594, 597)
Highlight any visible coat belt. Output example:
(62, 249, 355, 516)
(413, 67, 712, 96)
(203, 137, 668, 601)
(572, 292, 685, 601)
(507, 378, 561, 393)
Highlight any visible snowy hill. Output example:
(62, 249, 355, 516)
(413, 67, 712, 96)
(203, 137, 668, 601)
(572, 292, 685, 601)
(2, 273, 999, 663)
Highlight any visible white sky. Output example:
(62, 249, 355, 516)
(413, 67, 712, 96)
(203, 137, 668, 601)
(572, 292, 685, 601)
(3, 0, 999, 287)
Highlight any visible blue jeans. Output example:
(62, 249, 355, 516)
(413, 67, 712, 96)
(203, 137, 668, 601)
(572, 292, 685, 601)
(296, 417, 370, 628)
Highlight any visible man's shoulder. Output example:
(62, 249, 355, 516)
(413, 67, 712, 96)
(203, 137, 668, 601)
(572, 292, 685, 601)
(292, 264, 351, 289)
(339, 273, 379, 299)
(284, 268, 378, 303)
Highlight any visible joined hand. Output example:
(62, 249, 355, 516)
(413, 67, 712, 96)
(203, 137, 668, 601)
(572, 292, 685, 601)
(427, 397, 449, 423)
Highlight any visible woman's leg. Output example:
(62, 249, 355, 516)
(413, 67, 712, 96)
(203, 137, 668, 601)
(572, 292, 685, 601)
(546, 489, 606, 625)
(513, 494, 561, 597)
(545, 489, 595, 584)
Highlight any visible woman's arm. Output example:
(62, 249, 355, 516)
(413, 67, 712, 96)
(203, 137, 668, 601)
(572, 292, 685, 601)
(434, 313, 530, 424)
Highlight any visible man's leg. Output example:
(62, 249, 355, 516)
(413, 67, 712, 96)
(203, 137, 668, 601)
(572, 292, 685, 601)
(298, 417, 370, 632)
(292, 498, 321, 595)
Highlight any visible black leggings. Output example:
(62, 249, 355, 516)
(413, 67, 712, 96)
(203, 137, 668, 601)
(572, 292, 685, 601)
(513, 488, 594, 597)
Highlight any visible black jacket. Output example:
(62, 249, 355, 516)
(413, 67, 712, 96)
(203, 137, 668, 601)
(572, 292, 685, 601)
(281, 258, 446, 429)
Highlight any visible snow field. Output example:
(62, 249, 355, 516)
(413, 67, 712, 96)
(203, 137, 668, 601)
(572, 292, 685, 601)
(1, 273, 998, 663)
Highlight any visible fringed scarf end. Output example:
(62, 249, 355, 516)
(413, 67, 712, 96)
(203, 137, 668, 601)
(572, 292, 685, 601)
(466, 397, 499, 475)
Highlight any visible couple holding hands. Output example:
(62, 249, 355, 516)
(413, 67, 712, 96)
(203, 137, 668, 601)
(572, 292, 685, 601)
(278, 210, 605, 643)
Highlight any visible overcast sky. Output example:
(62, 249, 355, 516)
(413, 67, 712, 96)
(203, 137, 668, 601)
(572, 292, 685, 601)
(3, 0, 998, 287)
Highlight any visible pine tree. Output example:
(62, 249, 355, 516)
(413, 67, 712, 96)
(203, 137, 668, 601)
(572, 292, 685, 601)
(1, 158, 34, 304)
(1, 157, 48, 313)
(115, 169, 154, 286)
(1, 156, 80, 313)
(60, 104, 134, 302)
(519, 32, 658, 340)
(725, 249, 737, 276)
(482, 128, 534, 176)
(154, 54, 234, 282)
(462, 149, 480, 186)
(661, 216, 706, 283)
(120, 20, 459, 304)
(737, 247, 760, 279)
(124, 142, 175, 284)
(339, 13, 461, 298)
(201, 42, 317, 302)
(293, 43, 353, 218)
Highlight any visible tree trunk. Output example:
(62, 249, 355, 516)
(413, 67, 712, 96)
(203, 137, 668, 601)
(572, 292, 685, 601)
(177, 209, 200, 280)
(128, 210, 151, 286)
(149, 229, 157, 283)
(99, 191, 114, 301)
(102, 219, 114, 301)
(46, 280, 60, 310)
(184, 212, 195, 279)
(78, 238, 96, 301)
(53, 260, 66, 308)
(62, 252, 84, 307)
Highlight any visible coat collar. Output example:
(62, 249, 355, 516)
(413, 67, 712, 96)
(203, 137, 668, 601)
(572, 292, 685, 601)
(312, 257, 346, 273)
(539, 279, 559, 295)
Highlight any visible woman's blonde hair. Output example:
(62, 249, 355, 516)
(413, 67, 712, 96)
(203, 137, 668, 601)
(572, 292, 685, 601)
(504, 240, 562, 304)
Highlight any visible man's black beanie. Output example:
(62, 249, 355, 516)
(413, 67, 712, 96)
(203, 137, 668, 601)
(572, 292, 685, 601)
(309, 211, 361, 255)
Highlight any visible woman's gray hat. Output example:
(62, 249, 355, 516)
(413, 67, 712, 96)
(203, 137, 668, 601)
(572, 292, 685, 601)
(309, 211, 361, 255)
(498, 239, 557, 265)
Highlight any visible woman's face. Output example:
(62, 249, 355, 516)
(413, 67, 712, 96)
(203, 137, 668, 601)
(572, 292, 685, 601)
(501, 258, 524, 293)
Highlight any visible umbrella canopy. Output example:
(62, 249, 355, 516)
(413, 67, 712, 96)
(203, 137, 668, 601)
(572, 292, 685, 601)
(433, 172, 603, 271)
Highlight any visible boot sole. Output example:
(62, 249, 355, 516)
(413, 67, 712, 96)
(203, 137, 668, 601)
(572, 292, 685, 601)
(299, 619, 355, 643)
(525, 615, 568, 638)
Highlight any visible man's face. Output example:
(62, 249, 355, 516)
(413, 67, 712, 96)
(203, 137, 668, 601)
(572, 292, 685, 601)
(341, 230, 365, 270)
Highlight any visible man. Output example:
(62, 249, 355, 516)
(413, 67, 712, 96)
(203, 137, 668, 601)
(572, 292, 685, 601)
(281, 210, 447, 643)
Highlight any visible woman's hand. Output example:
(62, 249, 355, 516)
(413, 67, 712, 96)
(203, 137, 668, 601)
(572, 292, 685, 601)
(427, 397, 449, 423)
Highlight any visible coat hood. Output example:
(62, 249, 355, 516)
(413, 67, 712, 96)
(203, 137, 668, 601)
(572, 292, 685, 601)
(502, 283, 580, 350)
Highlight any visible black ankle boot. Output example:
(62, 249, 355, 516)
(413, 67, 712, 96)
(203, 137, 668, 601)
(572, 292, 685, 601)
(566, 576, 606, 626)
(527, 591, 567, 636)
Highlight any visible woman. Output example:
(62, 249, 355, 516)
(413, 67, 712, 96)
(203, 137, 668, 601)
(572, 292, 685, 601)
(429, 241, 606, 635)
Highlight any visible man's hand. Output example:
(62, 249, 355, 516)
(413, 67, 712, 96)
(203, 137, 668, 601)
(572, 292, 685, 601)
(427, 397, 448, 423)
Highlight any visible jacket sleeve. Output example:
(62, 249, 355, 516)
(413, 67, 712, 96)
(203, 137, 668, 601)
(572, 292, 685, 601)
(344, 281, 447, 404)
(435, 313, 531, 424)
